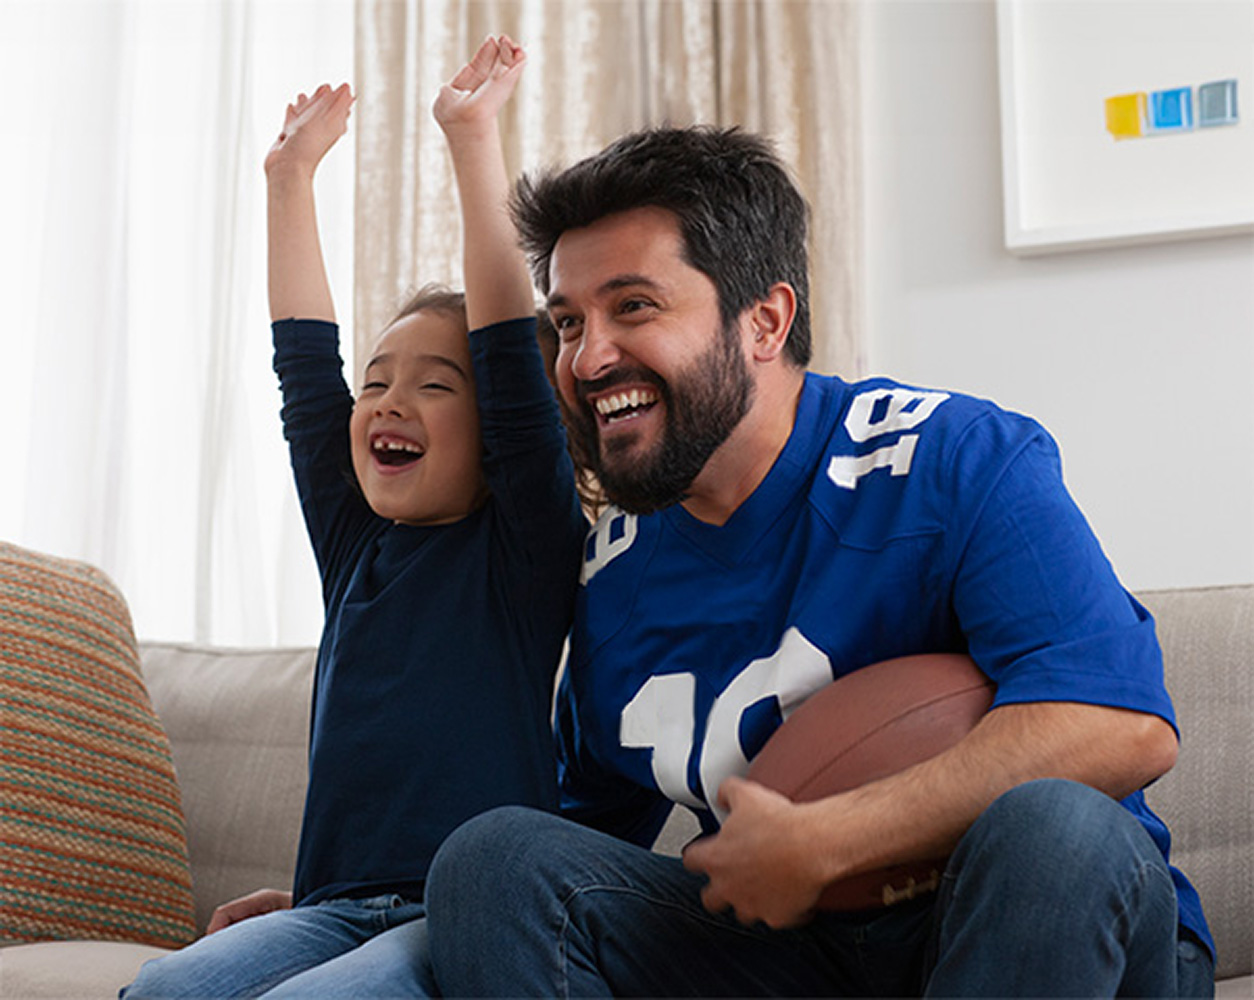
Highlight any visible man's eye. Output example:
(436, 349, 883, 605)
(552, 315, 582, 340)
(620, 298, 656, 316)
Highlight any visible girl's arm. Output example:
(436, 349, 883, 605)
(434, 36, 533, 330)
(265, 83, 354, 323)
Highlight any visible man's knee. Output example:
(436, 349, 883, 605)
(428, 806, 557, 903)
(432, 804, 552, 867)
(950, 779, 1162, 888)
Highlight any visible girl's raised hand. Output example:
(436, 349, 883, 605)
(265, 82, 354, 180)
(433, 35, 526, 134)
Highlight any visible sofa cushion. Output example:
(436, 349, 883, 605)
(1139, 585, 1253, 983)
(0, 939, 171, 999)
(0, 542, 195, 949)
(138, 642, 313, 933)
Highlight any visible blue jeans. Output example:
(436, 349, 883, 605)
(426, 780, 1214, 997)
(121, 894, 436, 999)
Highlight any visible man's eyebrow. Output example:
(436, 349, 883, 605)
(546, 274, 665, 310)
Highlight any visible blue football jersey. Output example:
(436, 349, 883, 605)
(554, 370, 1210, 953)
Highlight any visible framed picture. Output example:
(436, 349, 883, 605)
(996, 0, 1254, 255)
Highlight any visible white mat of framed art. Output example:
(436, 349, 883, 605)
(996, 0, 1254, 255)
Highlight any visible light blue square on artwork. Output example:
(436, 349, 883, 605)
(1149, 87, 1193, 132)
(1198, 79, 1239, 127)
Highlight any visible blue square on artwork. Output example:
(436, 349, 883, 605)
(1150, 87, 1193, 131)
(1198, 79, 1239, 127)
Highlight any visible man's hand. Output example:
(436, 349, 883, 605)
(433, 34, 525, 136)
(681, 777, 828, 929)
(265, 83, 353, 182)
(205, 888, 293, 935)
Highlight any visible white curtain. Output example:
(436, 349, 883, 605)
(0, 0, 354, 646)
(0, 0, 861, 647)
(353, 0, 863, 378)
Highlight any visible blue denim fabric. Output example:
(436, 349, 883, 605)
(121, 894, 435, 999)
(426, 781, 1214, 997)
(925, 780, 1213, 997)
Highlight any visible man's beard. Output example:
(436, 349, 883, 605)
(570, 321, 754, 516)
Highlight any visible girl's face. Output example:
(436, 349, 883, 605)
(349, 310, 487, 526)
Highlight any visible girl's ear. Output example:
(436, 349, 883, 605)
(746, 282, 798, 363)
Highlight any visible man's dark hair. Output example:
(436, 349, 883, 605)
(510, 126, 812, 368)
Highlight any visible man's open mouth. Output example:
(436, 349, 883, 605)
(593, 387, 659, 426)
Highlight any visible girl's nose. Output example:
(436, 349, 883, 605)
(373, 385, 409, 419)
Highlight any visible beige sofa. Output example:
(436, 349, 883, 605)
(2, 585, 1250, 997)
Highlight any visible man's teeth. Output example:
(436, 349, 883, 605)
(594, 388, 658, 420)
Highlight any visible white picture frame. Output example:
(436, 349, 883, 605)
(996, 0, 1254, 255)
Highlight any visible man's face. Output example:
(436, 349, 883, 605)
(547, 207, 754, 514)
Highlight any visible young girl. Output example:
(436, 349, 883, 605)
(124, 36, 585, 999)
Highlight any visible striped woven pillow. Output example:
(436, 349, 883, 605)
(0, 542, 196, 948)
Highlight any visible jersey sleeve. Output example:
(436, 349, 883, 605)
(272, 319, 377, 603)
(942, 412, 1176, 730)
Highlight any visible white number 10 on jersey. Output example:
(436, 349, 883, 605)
(619, 627, 832, 822)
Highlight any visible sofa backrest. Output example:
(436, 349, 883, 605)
(139, 642, 314, 934)
(140, 586, 1252, 979)
(1139, 585, 1253, 982)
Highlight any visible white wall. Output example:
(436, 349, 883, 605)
(860, 0, 1254, 590)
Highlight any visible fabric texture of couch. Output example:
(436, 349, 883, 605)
(0, 544, 1249, 997)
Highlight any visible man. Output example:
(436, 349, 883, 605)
(425, 126, 1214, 997)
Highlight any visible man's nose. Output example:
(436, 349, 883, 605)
(569, 315, 621, 383)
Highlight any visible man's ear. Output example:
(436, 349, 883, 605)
(745, 283, 797, 363)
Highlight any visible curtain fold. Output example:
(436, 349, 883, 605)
(353, 0, 863, 377)
(0, 0, 860, 646)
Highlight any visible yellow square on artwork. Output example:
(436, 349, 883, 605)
(1106, 93, 1146, 139)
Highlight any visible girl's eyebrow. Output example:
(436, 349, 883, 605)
(364, 352, 470, 381)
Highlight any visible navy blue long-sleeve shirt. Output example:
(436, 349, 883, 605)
(272, 316, 586, 905)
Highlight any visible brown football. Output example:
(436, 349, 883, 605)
(746, 653, 994, 910)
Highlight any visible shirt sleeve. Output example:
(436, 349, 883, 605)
(470, 316, 586, 540)
(942, 413, 1176, 730)
(272, 318, 378, 602)
(470, 316, 588, 630)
